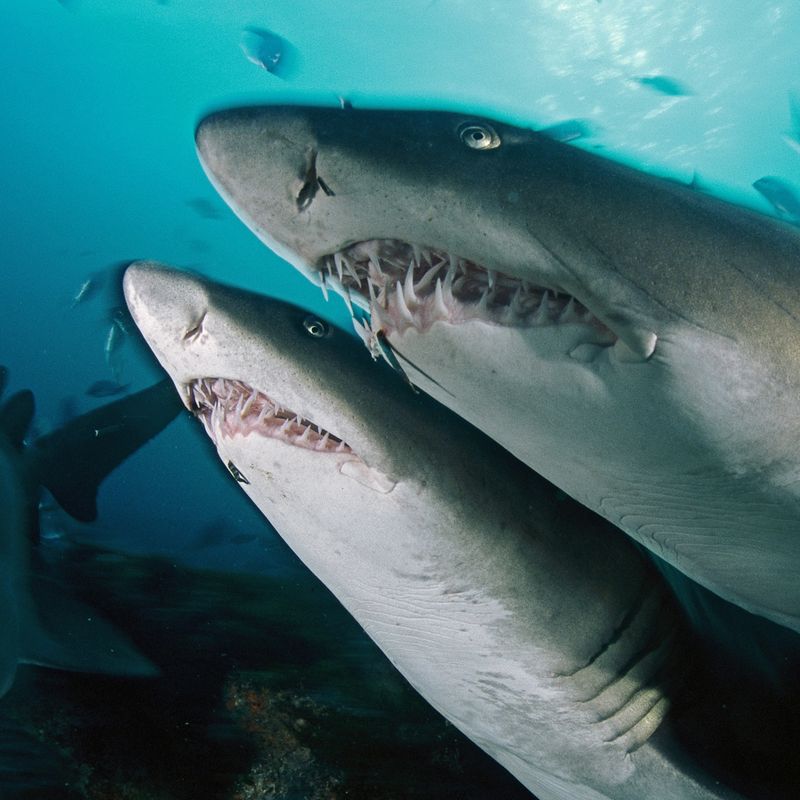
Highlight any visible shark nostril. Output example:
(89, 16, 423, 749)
(183, 313, 206, 343)
(296, 149, 332, 210)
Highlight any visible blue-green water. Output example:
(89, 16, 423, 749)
(2, 0, 799, 561)
(1, 1, 799, 796)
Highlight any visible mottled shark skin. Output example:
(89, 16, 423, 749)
(194, 104, 800, 633)
(124, 261, 757, 800)
(0, 373, 180, 699)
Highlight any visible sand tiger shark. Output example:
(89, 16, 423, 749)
(0, 372, 181, 698)
(123, 260, 800, 800)
(194, 104, 800, 634)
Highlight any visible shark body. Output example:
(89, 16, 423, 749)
(123, 261, 797, 800)
(194, 104, 800, 633)
(0, 373, 181, 698)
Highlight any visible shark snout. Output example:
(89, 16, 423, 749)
(123, 261, 210, 382)
(195, 107, 317, 201)
(195, 107, 329, 266)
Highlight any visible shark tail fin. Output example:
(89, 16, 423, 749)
(0, 390, 35, 451)
(19, 569, 158, 679)
(27, 378, 183, 522)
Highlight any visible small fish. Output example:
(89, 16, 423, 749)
(539, 119, 598, 143)
(71, 274, 103, 308)
(239, 26, 300, 80)
(753, 176, 800, 221)
(186, 197, 224, 220)
(109, 305, 133, 336)
(635, 75, 694, 97)
(104, 322, 126, 381)
(86, 380, 129, 398)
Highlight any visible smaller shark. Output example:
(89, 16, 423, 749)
(124, 261, 799, 800)
(0, 372, 182, 698)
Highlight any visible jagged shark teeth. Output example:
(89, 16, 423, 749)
(318, 239, 617, 340)
(187, 377, 351, 454)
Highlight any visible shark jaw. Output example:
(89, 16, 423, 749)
(187, 376, 352, 455)
(184, 375, 396, 495)
(315, 238, 622, 361)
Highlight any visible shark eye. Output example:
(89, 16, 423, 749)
(458, 122, 501, 151)
(302, 315, 329, 338)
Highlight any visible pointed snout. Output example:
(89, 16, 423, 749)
(123, 261, 207, 334)
(195, 106, 316, 211)
(195, 107, 331, 266)
(123, 261, 211, 387)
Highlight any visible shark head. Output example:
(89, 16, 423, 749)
(122, 260, 419, 498)
(195, 104, 800, 633)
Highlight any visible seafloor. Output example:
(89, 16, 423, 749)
(1, 543, 531, 800)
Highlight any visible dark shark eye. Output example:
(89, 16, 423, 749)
(303, 315, 329, 338)
(458, 122, 501, 151)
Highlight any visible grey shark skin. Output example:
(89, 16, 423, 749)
(123, 261, 761, 800)
(195, 104, 800, 633)
(0, 374, 180, 698)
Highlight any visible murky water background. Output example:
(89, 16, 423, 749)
(0, 1, 798, 796)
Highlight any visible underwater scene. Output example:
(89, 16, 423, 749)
(2, 1, 800, 798)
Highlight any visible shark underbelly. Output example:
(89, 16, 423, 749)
(211, 432, 742, 800)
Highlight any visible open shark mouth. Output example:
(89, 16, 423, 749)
(187, 377, 396, 493)
(187, 377, 352, 454)
(319, 239, 617, 343)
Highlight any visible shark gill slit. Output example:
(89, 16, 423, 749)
(555, 577, 688, 753)
(186, 377, 353, 454)
(317, 239, 619, 341)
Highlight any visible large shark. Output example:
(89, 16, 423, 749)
(194, 104, 800, 634)
(0, 372, 181, 698)
(123, 260, 800, 800)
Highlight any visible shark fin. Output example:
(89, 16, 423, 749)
(27, 378, 183, 522)
(0, 390, 35, 451)
(19, 570, 158, 678)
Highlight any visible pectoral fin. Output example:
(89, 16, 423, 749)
(27, 379, 182, 522)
